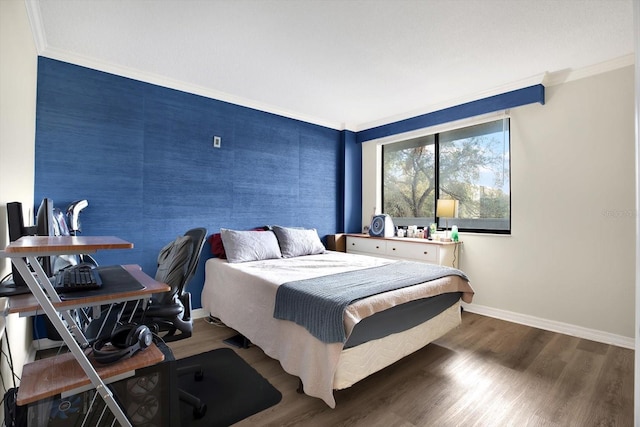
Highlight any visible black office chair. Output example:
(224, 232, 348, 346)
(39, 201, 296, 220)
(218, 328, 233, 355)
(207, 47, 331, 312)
(83, 228, 209, 418)
(143, 227, 207, 343)
(143, 227, 208, 419)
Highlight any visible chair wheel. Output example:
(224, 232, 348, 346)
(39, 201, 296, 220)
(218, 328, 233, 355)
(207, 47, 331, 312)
(193, 403, 207, 419)
(194, 370, 204, 381)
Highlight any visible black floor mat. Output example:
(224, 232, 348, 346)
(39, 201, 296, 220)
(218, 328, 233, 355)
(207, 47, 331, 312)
(178, 348, 282, 426)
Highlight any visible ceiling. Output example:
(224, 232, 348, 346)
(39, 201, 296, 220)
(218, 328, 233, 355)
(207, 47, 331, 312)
(27, 0, 635, 131)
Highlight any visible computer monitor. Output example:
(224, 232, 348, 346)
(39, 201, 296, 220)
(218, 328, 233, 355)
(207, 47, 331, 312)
(35, 197, 56, 277)
(36, 198, 55, 238)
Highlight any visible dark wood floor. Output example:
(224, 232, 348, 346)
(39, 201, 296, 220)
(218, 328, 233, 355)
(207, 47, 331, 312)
(167, 312, 634, 426)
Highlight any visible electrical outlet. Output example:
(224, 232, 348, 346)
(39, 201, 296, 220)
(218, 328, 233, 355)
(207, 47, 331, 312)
(213, 136, 221, 148)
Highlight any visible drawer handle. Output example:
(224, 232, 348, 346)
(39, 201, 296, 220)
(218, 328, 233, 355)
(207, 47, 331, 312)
(375, 246, 380, 249)
(392, 247, 396, 251)
(351, 243, 355, 245)
(423, 251, 428, 255)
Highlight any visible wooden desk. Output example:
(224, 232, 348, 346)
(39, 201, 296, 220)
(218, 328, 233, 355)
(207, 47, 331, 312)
(1, 236, 169, 426)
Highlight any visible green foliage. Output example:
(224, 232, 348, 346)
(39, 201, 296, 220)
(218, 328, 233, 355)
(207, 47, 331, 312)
(383, 144, 435, 217)
(383, 132, 509, 222)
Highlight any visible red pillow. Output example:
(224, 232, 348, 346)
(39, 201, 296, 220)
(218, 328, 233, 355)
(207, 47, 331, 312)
(208, 233, 227, 259)
(208, 226, 269, 259)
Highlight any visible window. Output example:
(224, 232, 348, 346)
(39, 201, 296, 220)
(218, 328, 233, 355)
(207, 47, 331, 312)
(382, 118, 510, 233)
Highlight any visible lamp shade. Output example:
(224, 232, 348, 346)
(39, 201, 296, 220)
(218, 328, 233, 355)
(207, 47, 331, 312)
(436, 199, 456, 218)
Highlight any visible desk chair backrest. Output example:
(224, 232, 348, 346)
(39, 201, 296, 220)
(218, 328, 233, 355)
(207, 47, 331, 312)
(153, 227, 207, 306)
(83, 228, 207, 345)
(181, 227, 208, 293)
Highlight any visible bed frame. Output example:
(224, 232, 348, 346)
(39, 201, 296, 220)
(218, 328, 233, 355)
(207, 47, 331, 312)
(333, 300, 461, 390)
(202, 253, 471, 407)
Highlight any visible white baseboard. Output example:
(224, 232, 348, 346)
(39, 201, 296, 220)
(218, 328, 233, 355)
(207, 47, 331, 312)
(195, 305, 636, 349)
(463, 303, 635, 350)
(191, 308, 208, 319)
(30, 338, 66, 359)
(33, 306, 632, 355)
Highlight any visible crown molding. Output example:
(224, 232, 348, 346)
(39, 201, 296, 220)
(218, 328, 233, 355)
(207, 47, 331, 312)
(542, 53, 635, 87)
(39, 46, 346, 131)
(24, 0, 46, 54)
(28, 44, 636, 135)
(357, 53, 634, 133)
(23, 0, 634, 134)
(25, 0, 344, 130)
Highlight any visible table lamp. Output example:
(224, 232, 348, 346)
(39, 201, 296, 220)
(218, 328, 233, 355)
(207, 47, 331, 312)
(436, 199, 457, 241)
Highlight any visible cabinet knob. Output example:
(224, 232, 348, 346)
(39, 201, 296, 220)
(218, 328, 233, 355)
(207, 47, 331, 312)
(375, 246, 380, 249)
(423, 251, 428, 255)
(392, 247, 396, 251)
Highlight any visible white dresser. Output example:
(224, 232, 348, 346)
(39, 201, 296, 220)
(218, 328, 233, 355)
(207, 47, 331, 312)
(345, 234, 461, 268)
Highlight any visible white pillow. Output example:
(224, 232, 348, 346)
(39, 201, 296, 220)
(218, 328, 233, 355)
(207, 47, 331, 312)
(272, 226, 326, 258)
(220, 228, 282, 263)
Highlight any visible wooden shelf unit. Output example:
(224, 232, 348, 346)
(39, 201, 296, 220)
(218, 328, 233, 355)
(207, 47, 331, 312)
(1, 236, 170, 426)
(17, 343, 164, 406)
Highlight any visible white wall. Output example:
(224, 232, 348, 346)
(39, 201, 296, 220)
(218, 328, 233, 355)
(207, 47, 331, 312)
(1, 0, 37, 253)
(0, 0, 38, 411)
(362, 65, 636, 345)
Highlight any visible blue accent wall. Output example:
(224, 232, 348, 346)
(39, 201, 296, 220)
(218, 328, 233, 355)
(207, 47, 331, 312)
(34, 58, 345, 309)
(341, 130, 361, 233)
(33, 58, 544, 314)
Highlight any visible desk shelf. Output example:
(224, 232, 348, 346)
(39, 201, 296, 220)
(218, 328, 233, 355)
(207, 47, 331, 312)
(4, 235, 133, 255)
(2, 236, 170, 427)
(6, 264, 169, 316)
(17, 343, 164, 406)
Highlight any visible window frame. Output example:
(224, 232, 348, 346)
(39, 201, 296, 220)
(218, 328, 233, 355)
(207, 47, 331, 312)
(381, 115, 511, 235)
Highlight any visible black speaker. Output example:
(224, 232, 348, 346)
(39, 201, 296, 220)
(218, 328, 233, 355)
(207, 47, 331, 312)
(93, 324, 152, 364)
(369, 214, 395, 238)
(7, 202, 29, 288)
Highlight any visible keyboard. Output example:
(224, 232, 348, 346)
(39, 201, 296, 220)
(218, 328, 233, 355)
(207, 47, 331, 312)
(53, 265, 103, 293)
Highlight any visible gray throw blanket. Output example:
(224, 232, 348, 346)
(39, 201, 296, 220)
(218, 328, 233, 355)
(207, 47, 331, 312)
(273, 261, 469, 343)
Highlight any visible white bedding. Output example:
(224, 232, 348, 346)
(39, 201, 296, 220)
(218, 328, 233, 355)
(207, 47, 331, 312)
(202, 251, 474, 407)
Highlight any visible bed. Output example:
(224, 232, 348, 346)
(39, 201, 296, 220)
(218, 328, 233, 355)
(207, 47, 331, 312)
(201, 226, 474, 408)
